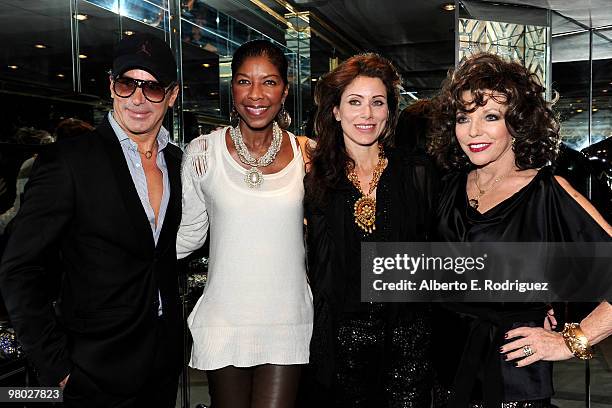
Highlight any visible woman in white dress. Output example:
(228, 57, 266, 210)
(177, 40, 313, 408)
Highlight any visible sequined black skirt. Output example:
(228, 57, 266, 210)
(433, 383, 551, 408)
(469, 401, 551, 408)
(333, 303, 432, 408)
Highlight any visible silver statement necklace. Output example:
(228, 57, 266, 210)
(229, 121, 283, 188)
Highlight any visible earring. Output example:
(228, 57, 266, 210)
(511, 136, 516, 149)
(276, 103, 292, 130)
(230, 105, 240, 128)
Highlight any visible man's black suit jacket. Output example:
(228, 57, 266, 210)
(0, 116, 183, 395)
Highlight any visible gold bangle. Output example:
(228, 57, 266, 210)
(561, 323, 594, 360)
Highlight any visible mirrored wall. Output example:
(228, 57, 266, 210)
(0, 0, 311, 146)
(550, 14, 612, 221)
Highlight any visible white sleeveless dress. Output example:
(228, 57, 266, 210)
(177, 127, 313, 370)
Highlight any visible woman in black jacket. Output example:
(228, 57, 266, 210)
(303, 53, 438, 408)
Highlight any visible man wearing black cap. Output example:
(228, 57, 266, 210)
(0, 33, 183, 407)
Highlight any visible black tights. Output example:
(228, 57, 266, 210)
(207, 364, 301, 408)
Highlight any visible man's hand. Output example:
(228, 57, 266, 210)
(59, 374, 70, 389)
(544, 307, 557, 330)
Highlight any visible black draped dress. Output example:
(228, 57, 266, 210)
(304, 149, 438, 408)
(434, 166, 611, 407)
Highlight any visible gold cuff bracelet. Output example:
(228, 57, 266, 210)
(561, 323, 593, 360)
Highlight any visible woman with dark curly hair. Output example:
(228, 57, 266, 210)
(303, 53, 438, 407)
(428, 53, 611, 408)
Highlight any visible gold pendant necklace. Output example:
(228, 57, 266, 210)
(346, 146, 386, 234)
(468, 169, 511, 210)
(139, 150, 153, 159)
(137, 142, 157, 160)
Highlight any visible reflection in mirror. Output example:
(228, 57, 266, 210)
(0, 1, 73, 96)
(552, 30, 591, 151)
(584, 28, 612, 222)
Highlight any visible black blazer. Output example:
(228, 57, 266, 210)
(0, 117, 183, 395)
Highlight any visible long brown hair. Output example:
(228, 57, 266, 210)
(305, 53, 401, 207)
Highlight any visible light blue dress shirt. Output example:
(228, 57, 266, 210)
(108, 112, 170, 315)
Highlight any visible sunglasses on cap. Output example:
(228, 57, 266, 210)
(112, 76, 175, 103)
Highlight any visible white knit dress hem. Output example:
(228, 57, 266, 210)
(188, 323, 312, 370)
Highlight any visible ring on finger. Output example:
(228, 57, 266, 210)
(522, 345, 535, 357)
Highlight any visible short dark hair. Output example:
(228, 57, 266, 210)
(231, 40, 288, 85)
(54, 118, 94, 141)
(428, 53, 560, 171)
(395, 99, 431, 153)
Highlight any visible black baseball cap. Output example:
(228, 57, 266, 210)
(112, 33, 177, 86)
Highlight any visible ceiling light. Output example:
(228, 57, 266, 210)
(124, 30, 135, 36)
(311, 78, 318, 82)
(603, 89, 608, 93)
(75, 14, 88, 21)
(576, 109, 583, 113)
(593, 108, 598, 112)
(34, 44, 47, 49)
(57, 73, 65, 78)
(209, 92, 218, 96)
(78, 54, 88, 59)
(202, 63, 211, 68)
(8, 65, 18, 69)
(442, 3, 456, 11)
